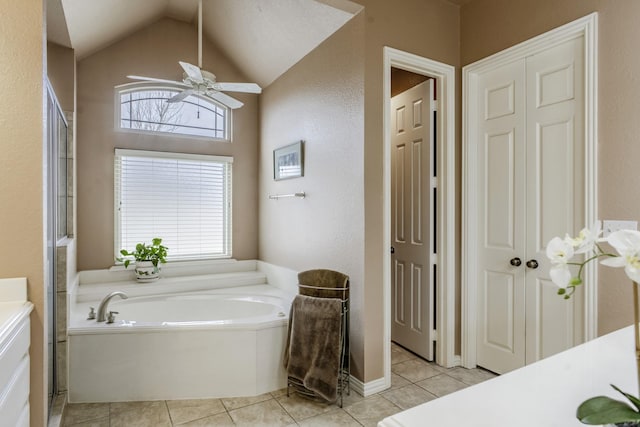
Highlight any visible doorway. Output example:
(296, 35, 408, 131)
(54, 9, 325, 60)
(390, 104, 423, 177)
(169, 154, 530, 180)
(381, 47, 457, 393)
(461, 13, 598, 372)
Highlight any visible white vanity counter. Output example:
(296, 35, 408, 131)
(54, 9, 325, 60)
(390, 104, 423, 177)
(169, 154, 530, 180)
(380, 326, 637, 427)
(0, 278, 34, 427)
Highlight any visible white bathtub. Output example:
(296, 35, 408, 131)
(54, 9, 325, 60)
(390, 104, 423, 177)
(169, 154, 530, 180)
(107, 293, 287, 326)
(68, 283, 294, 403)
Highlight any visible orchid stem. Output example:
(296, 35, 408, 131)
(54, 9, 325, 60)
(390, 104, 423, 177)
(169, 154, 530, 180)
(634, 281, 640, 397)
(571, 253, 617, 284)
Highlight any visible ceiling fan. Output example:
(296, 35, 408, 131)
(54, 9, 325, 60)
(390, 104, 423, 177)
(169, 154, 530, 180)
(127, 0, 261, 109)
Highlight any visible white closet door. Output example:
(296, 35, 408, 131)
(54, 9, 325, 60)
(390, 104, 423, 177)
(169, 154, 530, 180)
(476, 36, 585, 374)
(524, 36, 585, 364)
(475, 60, 527, 374)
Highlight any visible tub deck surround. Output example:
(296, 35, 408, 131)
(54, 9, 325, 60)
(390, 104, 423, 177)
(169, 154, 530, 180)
(68, 262, 299, 403)
(0, 278, 34, 427)
(75, 259, 269, 302)
(75, 270, 271, 303)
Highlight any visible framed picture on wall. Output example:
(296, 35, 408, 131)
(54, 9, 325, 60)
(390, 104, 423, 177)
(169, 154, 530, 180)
(273, 141, 304, 180)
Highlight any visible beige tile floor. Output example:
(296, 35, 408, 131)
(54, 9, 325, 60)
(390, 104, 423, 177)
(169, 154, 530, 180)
(61, 343, 496, 427)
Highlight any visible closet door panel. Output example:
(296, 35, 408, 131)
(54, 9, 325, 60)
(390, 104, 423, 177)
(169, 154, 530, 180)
(524, 36, 585, 365)
(476, 60, 527, 374)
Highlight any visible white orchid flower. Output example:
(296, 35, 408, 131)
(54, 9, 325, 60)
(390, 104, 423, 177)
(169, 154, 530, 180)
(550, 264, 572, 288)
(547, 236, 575, 264)
(546, 237, 575, 288)
(600, 229, 640, 283)
(564, 221, 602, 254)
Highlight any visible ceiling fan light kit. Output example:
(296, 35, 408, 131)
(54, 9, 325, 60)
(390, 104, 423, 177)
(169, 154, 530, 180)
(127, 0, 261, 109)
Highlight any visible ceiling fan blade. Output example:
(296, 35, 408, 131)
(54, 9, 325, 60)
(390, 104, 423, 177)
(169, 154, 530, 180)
(213, 82, 262, 94)
(206, 91, 244, 109)
(179, 61, 203, 82)
(168, 89, 195, 103)
(127, 75, 188, 87)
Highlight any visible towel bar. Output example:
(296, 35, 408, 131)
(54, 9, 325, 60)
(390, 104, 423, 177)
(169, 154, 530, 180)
(285, 270, 350, 407)
(268, 192, 306, 200)
(298, 283, 348, 292)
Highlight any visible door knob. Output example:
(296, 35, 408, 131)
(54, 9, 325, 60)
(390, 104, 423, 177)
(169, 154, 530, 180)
(526, 259, 539, 269)
(510, 257, 522, 267)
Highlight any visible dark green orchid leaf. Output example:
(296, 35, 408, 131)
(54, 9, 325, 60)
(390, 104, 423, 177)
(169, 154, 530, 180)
(577, 396, 640, 424)
(612, 384, 640, 412)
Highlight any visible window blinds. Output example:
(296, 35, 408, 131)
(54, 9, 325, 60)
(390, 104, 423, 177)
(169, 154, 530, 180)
(115, 149, 232, 262)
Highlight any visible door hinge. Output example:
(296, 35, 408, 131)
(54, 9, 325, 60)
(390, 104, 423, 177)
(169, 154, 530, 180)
(431, 99, 438, 113)
(431, 176, 438, 189)
(431, 253, 438, 266)
(430, 329, 438, 342)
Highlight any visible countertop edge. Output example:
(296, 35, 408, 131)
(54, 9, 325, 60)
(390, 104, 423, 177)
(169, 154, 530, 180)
(0, 302, 34, 348)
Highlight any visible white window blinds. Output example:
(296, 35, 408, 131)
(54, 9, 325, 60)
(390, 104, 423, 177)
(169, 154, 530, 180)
(115, 149, 232, 262)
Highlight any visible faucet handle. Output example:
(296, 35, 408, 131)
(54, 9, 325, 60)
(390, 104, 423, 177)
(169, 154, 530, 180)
(87, 307, 96, 320)
(107, 311, 119, 324)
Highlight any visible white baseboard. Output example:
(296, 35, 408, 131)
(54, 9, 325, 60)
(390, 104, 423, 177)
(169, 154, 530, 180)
(452, 355, 462, 367)
(350, 356, 461, 397)
(349, 375, 389, 397)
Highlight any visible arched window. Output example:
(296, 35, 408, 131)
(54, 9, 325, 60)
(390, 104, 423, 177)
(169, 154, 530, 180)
(116, 83, 230, 140)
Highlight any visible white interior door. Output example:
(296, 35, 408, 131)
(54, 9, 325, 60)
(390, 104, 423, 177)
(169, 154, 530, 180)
(391, 80, 435, 361)
(524, 36, 584, 364)
(475, 60, 527, 374)
(475, 37, 585, 374)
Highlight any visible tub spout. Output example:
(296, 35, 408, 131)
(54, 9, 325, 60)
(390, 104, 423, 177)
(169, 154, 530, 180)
(97, 291, 128, 322)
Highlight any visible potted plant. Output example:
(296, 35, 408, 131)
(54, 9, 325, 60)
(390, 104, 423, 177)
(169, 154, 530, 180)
(118, 237, 168, 282)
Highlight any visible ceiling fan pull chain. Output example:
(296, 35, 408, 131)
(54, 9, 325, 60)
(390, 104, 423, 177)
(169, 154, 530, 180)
(198, 0, 202, 69)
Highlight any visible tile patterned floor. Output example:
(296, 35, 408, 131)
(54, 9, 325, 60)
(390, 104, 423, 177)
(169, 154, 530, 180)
(61, 343, 497, 426)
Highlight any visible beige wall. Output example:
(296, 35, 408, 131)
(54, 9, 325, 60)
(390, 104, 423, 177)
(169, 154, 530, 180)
(260, 0, 459, 383)
(360, 0, 460, 381)
(47, 42, 75, 113)
(259, 15, 366, 378)
(76, 18, 259, 270)
(0, 0, 47, 425)
(460, 0, 640, 336)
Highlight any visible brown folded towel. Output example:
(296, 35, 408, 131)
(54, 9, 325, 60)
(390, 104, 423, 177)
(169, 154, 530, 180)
(298, 269, 349, 299)
(284, 294, 343, 402)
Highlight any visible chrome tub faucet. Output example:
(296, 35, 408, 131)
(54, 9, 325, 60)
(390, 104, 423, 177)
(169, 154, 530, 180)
(97, 291, 128, 322)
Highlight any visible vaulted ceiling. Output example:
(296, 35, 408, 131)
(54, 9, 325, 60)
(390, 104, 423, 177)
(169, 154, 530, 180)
(47, 0, 363, 88)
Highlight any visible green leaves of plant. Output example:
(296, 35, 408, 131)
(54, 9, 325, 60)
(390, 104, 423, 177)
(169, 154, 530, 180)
(576, 386, 640, 425)
(612, 384, 640, 412)
(117, 238, 168, 268)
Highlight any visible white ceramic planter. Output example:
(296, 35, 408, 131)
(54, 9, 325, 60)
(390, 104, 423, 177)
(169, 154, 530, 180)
(134, 261, 160, 282)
